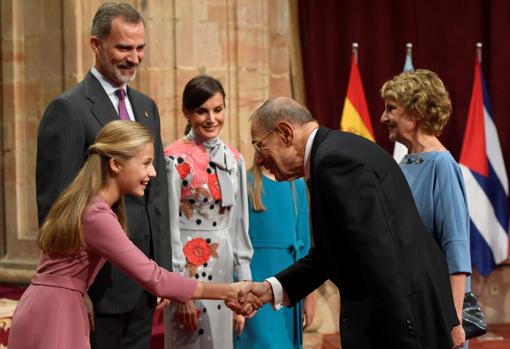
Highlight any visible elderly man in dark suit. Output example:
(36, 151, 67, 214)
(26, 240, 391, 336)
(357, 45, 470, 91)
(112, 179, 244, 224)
(243, 97, 460, 349)
(36, 3, 170, 348)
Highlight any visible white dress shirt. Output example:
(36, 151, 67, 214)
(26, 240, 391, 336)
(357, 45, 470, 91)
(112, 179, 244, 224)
(265, 127, 318, 309)
(90, 67, 135, 121)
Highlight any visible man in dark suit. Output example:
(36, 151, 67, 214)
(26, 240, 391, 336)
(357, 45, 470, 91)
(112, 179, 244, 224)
(244, 97, 460, 349)
(36, 3, 170, 348)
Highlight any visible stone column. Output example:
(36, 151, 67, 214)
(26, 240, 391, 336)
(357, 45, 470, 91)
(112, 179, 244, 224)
(0, 0, 65, 282)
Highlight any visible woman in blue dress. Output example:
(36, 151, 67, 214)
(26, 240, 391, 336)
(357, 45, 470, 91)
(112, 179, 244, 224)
(235, 154, 315, 349)
(380, 69, 471, 349)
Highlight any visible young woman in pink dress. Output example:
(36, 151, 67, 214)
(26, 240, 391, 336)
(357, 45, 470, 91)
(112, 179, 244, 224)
(8, 121, 255, 349)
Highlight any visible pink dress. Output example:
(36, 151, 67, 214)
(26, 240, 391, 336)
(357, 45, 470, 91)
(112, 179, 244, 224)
(8, 196, 197, 349)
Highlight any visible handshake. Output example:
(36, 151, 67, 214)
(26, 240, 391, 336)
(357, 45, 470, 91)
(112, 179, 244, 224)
(223, 281, 275, 316)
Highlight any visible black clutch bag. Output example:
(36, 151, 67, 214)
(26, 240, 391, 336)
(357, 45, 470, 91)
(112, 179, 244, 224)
(462, 292, 488, 339)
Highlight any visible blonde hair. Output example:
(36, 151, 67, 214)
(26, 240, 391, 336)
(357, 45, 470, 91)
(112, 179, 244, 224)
(38, 121, 154, 255)
(380, 69, 452, 135)
(249, 155, 266, 212)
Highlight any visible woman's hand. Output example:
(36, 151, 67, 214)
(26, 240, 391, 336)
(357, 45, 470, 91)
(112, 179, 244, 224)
(84, 294, 95, 331)
(233, 313, 246, 336)
(449, 274, 467, 348)
(174, 300, 199, 332)
(303, 292, 317, 330)
(225, 281, 263, 315)
(155, 297, 170, 311)
(451, 324, 466, 349)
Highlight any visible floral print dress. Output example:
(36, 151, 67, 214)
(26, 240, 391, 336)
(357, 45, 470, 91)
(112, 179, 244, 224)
(163, 136, 252, 349)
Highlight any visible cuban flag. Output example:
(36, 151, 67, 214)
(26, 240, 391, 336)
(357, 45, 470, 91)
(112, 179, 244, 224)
(459, 54, 509, 276)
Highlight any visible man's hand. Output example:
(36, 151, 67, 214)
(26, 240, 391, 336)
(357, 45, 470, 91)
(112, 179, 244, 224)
(303, 292, 316, 330)
(225, 281, 274, 316)
(84, 294, 95, 331)
(250, 281, 275, 304)
(224, 281, 265, 315)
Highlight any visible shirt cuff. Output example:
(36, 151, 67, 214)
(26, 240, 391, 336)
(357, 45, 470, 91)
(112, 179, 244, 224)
(235, 264, 252, 281)
(265, 277, 285, 310)
(444, 241, 472, 275)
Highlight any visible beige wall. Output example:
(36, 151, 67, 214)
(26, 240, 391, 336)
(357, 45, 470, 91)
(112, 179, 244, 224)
(0, 0, 292, 281)
(473, 267, 510, 324)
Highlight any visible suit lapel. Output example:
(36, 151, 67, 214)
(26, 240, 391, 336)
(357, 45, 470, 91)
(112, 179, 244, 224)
(84, 72, 119, 126)
(128, 87, 153, 130)
(309, 126, 330, 181)
(308, 127, 330, 202)
(308, 127, 331, 256)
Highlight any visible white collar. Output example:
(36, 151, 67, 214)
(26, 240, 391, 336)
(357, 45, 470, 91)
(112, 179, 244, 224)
(304, 128, 319, 180)
(90, 67, 127, 96)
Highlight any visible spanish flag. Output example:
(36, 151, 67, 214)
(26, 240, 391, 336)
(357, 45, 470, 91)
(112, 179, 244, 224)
(340, 53, 374, 141)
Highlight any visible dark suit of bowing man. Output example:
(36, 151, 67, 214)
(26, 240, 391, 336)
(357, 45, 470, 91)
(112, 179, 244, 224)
(36, 3, 171, 348)
(247, 97, 459, 349)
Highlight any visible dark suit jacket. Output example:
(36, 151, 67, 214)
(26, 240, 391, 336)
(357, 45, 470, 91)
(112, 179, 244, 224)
(275, 127, 458, 349)
(36, 72, 171, 313)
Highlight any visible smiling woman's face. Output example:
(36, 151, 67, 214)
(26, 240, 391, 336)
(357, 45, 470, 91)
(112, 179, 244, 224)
(380, 98, 418, 144)
(187, 92, 225, 141)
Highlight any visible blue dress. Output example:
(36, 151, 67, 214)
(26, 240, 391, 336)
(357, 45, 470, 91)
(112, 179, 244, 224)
(400, 151, 471, 349)
(400, 151, 471, 278)
(235, 174, 311, 349)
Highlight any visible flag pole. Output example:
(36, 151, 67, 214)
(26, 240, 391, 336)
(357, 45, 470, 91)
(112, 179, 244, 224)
(352, 42, 359, 64)
(406, 42, 413, 58)
(476, 42, 482, 64)
(403, 42, 414, 73)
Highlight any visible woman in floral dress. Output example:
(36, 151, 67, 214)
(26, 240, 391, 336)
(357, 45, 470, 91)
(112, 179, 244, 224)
(163, 75, 253, 349)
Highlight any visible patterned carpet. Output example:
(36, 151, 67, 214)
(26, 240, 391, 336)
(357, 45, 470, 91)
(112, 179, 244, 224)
(304, 330, 510, 349)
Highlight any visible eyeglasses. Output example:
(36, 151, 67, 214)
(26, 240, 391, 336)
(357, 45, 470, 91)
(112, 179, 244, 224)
(252, 127, 277, 153)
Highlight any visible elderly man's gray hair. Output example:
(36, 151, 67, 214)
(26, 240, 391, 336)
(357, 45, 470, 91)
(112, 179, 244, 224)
(250, 97, 315, 131)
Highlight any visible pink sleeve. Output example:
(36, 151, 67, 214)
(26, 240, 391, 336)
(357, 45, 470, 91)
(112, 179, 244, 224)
(83, 201, 197, 302)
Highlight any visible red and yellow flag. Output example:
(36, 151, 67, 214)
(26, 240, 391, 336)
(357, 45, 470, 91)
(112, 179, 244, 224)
(340, 53, 374, 141)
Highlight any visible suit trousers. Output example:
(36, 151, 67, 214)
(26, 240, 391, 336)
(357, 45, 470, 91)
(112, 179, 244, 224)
(90, 291, 155, 349)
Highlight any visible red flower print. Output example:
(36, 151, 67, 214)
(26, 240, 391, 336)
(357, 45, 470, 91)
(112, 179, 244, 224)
(163, 145, 173, 157)
(208, 173, 222, 200)
(183, 238, 211, 266)
(181, 186, 192, 198)
(164, 139, 209, 189)
(176, 162, 191, 179)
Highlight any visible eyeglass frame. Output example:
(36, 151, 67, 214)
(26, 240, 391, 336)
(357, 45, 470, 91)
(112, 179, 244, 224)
(252, 126, 278, 153)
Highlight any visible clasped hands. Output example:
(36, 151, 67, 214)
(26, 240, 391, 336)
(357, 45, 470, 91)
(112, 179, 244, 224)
(225, 281, 274, 316)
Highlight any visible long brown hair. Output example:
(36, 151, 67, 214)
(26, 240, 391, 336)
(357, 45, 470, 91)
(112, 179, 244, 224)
(249, 155, 266, 212)
(38, 121, 154, 255)
(249, 154, 299, 214)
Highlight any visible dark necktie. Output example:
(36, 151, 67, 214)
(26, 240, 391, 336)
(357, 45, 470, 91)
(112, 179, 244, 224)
(115, 89, 130, 120)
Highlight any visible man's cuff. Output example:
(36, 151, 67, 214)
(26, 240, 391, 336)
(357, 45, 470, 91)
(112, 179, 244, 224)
(265, 277, 284, 310)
